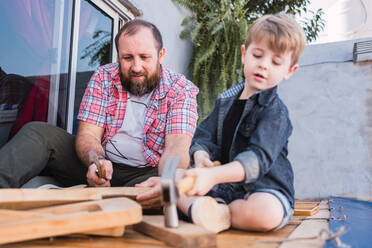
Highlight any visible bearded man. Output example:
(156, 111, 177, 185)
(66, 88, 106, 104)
(0, 19, 198, 208)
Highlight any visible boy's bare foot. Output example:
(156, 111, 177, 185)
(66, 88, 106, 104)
(191, 196, 231, 233)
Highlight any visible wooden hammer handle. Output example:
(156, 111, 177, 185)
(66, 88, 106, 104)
(177, 161, 221, 195)
(212, 161, 221, 166)
(177, 176, 195, 195)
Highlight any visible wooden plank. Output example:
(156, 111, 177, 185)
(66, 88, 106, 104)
(294, 201, 320, 216)
(83, 226, 126, 237)
(4, 227, 169, 248)
(278, 220, 328, 248)
(0, 209, 124, 237)
(0, 197, 142, 245)
(217, 224, 297, 248)
(134, 215, 216, 248)
(294, 207, 319, 216)
(0, 187, 151, 210)
(279, 200, 329, 248)
(0, 188, 101, 209)
(306, 200, 330, 219)
(70, 187, 151, 200)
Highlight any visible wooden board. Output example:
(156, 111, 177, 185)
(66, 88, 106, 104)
(0, 187, 151, 210)
(134, 215, 216, 248)
(0, 197, 142, 245)
(279, 220, 328, 248)
(2, 199, 323, 248)
(294, 201, 319, 216)
(279, 200, 329, 248)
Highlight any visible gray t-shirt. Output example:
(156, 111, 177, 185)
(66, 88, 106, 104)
(105, 92, 153, 167)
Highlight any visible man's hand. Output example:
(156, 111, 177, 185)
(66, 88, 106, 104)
(86, 159, 113, 187)
(135, 177, 162, 209)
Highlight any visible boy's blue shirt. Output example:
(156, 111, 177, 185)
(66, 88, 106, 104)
(190, 82, 295, 207)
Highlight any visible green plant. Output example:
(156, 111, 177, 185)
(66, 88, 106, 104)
(173, 0, 324, 118)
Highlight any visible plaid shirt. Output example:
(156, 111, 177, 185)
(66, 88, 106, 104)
(78, 63, 199, 167)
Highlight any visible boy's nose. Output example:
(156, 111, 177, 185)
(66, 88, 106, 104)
(258, 59, 269, 70)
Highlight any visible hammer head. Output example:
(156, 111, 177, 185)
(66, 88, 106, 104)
(161, 156, 181, 228)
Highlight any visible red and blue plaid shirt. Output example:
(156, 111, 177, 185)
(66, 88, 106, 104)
(78, 63, 199, 167)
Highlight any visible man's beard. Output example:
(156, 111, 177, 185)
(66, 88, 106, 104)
(120, 63, 161, 96)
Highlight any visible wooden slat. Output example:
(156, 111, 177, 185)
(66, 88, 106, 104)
(0, 197, 142, 245)
(134, 215, 216, 248)
(0, 187, 151, 210)
(294, 201, 320, 216)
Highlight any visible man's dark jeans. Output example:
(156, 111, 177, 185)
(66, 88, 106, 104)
(0, 122, 157, 188)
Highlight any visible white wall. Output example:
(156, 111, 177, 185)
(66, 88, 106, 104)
(308, 0, 372, 44)
(130, 0, 192, 76)
(279, 37, 372, 200)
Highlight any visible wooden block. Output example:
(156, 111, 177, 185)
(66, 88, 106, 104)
(0, 187, 151, 210)
(134, 215, 216, 248)
(0, 197, 142, 245)
(294, 202, 320, 216)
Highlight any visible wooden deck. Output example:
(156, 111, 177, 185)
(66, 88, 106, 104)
(3, 200, 329, 248)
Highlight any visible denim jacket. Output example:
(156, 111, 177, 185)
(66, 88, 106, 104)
(190, 82, 295, 207)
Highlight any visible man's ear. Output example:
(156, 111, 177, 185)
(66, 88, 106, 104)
(284, 64, 298, 80)
(241, 44, 246, 64)
(158, 48, 165, 64)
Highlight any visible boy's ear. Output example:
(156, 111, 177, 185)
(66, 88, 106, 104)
(241, 44, 246, 64)
(284, 64, 298, 80)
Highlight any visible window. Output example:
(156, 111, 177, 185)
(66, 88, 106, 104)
(0, 0, 133, 147)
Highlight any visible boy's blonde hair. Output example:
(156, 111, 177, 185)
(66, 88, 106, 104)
(245, 13, 306, 66)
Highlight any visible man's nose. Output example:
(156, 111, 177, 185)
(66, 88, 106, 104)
(131, 57, 143, 72)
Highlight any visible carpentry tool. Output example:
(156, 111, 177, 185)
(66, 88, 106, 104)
(178, 160, 221, 195)
(161, 156, 181, 228)
(161, 158, 222, 228)
(89, 150, 106, 179)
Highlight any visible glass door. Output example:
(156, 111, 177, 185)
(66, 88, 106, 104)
(66, 0, 120, 134)
(0, 0, 73, 146)
(0, 0, 131, 147)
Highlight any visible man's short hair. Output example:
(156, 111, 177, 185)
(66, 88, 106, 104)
(115, 19, 163, 53)
(245, 13, 306, 66)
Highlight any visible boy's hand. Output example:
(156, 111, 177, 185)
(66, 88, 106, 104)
(184, 168, 217, 196)
(194, 150, 214, 168)
(86, 159, 113, 187)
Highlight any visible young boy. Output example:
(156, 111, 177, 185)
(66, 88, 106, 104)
(177, 13, 306, 233)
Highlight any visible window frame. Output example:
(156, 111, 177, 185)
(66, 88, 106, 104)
(46, 0, 133, 133)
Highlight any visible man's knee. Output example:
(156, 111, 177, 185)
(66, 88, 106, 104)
(25, 121, 57, 130)
(19, 122, 64, 139)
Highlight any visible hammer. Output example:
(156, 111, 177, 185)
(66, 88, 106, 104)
(88, 150, 106, 179)
(161, 156, 182, 228)
(161, 157, 220, 227)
